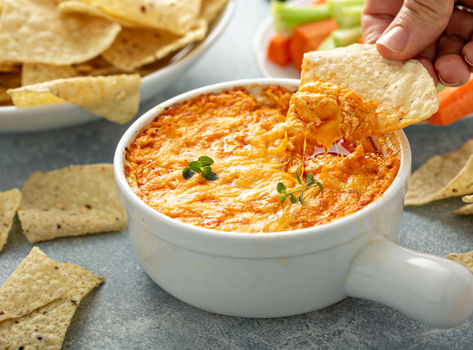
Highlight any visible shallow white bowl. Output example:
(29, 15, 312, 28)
(0, 0, 235, 133)
(114, 78, 473, 328)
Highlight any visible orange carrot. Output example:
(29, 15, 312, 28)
(289, 19, 338, 71)
(267, 33, 292, 66)
(428, 78, 473, 125)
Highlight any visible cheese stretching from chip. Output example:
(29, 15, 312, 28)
(125, 87, 400, 232)
(299, 44, 439, 148)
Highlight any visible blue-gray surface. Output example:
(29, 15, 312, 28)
(1, 1, 473, 349)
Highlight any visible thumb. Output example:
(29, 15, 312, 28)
(376, 0, 454, 60)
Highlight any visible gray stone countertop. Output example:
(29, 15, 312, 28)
(1, 0, 473, 348)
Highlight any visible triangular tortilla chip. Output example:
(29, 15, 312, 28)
(21, 63, 79, 86)
(200, 0, 229, 22)
(56, 0, 201, 35)
(8, 74, 140, 123)
(0, 188, 21, 252)
(405, 140, 473, 205)
(18, 164, 126, 243)
(0, 251, 104, 349)
(101, 19, 207, 71)
(448, 251, 473, 274)
(301, 44, 439, 133)
(455, 204, 473, 215)
(0, 247, 71, 321)
(0, 0, 121, 65)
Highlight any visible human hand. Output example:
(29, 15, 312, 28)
(362, 0, 473, 86)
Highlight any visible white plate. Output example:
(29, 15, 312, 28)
(0, 0, 235, 133)
(253, 0, 312, 80)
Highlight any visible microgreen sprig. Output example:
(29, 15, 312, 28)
(182, 156, 218, 181)
(277, 170, 323, 204)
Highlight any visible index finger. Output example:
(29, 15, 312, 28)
(362, 0, 403, 44)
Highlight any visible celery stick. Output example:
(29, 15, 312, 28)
(327, 0, 364, 28)
(436, 83, 445, 92)
(331, 26, 362, 47)
(317, 35, 337, 51)
(340, 5, 363, 28)
(271, 1, 331, 33)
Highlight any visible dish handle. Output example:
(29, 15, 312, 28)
(345, 238, 473, 328)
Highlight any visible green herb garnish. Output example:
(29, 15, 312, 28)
(182, 156, 218, 181)
(277, 170, 323, 204)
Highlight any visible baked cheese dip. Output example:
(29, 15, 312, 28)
(124, 85, 400, 232)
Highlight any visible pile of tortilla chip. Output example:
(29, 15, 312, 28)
(0, 247, 103, 348)
(0, 163, 126, 252)
(0, 0, 228, 123)
(404, 139, 473, 215)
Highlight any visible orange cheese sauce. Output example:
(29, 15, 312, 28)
(125, 86, 400, 232)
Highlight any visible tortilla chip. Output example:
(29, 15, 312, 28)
(0, 249, 104, 349)
(0, 62, 19, 73)
(448, 251, 473, 274)
(0, 189, 21, 252)
(21, 63, 79, 86)
(0, 0, 121, 65)
(0, 72, 21, 104)
(455, 195, 473, 215)
(301, 44, 439, 133)
(18, 164, 126, 243)
(57, 0, 201, 35)
(405, 140, 473, 205)
(455, 204, 473, 215)
(200, 0, 229, 22)
(58, 0, 133, 25)
(8, 74, 140, 123)
(102, 19, 207, 71)
(0, 247, 71, 322)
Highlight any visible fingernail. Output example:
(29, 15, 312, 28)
(464, 55, 473, 66)
(376, 26, 409, 53)
(438, 74, 461, 87)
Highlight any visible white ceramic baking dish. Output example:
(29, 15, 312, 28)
(114, 78, 473, 328)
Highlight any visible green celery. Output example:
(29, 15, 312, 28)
(339, 4, 363, 28)
(271, 1, 331, 34)
(331, 26, 362, 47)
(327, 0, 364, 28)
(317, 35, 337, 51)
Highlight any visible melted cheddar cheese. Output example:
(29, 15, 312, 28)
(125, 86, 400, 232)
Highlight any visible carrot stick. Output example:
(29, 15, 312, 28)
(428, 78, 473, 125)
(266, 33, 292, 66)
(289, 19, 338, 71)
